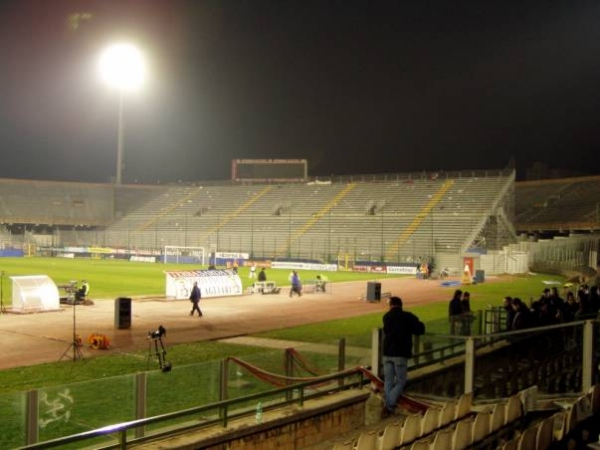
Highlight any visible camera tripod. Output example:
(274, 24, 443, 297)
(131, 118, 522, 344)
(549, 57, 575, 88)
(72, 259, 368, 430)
(60, 298, 84, 362)
(147, 335, 171, 372)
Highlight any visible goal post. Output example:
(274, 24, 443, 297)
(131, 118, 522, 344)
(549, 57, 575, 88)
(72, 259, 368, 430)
(164, 246, 206, 265)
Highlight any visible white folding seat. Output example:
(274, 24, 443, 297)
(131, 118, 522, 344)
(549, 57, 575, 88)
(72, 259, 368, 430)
(409, 438, 432, 450)
(332, 439, 355, 450)
(498, 438, 518, 450)
(516, 424, 538, 450)
(505, 395, 523, 424)
(489, 402, 506, 432)
(376, 421, 401, 450)
(455, 392, 472, 420)
(439, 400, 457, 427)
(354, 430, 377, 450)
(400, 413, 424, 446)
(574, 394, 592, 422)
(421, 406, 441, 436)
(535, 415, 555, 450)
(472, 411, 491, 444)
(452, 416, 474, 450)
(431, 427, 454, 450)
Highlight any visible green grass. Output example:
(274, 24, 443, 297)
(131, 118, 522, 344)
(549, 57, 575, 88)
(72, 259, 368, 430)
(0, 257, 398, 302)
(255, 273, 566, 346)
(0, 257, 568, 448)
(0, 258, 565, 392)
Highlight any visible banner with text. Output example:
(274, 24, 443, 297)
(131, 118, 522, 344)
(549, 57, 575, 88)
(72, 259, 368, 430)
(270, 261, 338, 272)
(165, 270, 243, 300)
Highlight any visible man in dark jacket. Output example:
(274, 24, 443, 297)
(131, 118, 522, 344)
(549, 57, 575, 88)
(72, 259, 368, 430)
(189, 281, 202, 317)
(382, 296, 426, 416)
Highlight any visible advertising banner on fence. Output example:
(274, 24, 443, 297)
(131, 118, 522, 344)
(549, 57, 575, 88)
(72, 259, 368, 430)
(352, 265, 386, 273)
(386, 265, 418, 275)
(352, 264, 418, 274)
(165, 270, 243, 300)
(270, 261, 338, 272)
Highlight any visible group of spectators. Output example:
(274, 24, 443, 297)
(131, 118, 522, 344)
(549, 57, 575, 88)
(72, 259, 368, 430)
(448, 289, 474, 335)
(503, 284, 600, 331)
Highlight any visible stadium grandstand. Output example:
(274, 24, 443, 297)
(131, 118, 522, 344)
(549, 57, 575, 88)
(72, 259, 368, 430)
(2, 165, 599, 282)
(515, 175, 600, 235)
(0, 168, 517, 269)
(1, 168, 600, 450)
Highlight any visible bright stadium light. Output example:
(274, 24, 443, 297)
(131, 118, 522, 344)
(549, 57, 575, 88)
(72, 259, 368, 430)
(99, 43, 145, 185)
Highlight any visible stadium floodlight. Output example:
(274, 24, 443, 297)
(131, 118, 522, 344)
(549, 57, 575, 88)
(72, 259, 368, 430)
(99, 43, 145, 185)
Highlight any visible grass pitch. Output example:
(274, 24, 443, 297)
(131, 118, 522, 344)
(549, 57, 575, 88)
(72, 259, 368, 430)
(0, 257, 564, 392)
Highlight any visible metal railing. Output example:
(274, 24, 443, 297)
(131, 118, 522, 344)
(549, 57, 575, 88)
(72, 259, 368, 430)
(20, 368, 366, 450)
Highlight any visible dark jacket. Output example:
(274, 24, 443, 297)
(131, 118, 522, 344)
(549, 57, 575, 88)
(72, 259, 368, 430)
(383, 307, 426, 358)
(189, 284, 201, 303)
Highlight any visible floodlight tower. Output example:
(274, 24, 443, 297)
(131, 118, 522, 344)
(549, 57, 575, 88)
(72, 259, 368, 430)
(99, 43, 145, 185)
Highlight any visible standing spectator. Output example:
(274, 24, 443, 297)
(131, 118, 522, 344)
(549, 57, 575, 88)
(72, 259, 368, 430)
(511, 298, 530, 330)
(589, 285, 600, 313)
(549, 287, 565, 320)
(381, 296, 426, 417)
(575, 286, 591, 318)
(290, 271, 302, 297)
(460, 291, 474, 335)
(563, 291, 579, 322)
(257, 267, 267, 282)
(503, 296, 515, 331)
(189, 281, 202, 317)
(448, 289, 463, 334)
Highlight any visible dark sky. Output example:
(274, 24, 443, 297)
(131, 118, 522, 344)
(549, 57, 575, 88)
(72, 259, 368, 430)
(1, 1, 600, 184)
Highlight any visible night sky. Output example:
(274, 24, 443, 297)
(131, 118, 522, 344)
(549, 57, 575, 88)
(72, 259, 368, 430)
(1, 1, 600, 184)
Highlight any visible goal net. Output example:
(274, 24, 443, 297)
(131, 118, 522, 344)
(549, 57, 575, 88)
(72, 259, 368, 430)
(164, 246, 206, 265)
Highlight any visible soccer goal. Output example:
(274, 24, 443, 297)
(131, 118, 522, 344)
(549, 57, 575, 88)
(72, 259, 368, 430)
(164, 246, 206, 265)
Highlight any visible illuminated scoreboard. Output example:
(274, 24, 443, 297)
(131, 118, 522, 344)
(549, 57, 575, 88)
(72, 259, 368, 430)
(231, 159, 307, 182)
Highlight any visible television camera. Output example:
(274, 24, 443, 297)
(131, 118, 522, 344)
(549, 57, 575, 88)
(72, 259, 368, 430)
(147, 325, 172, 373)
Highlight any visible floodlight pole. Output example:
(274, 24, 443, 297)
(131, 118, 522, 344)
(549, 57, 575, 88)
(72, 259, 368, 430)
(116, 90, 124, 186)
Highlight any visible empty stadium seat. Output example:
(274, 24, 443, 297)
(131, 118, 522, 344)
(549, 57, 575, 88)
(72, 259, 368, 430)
(400, 413, 424, 446)
(376, 420, 401, 450)
(489, 402, 507, 432)
(410, 438, 432, 450)
(535, 415, 555, 450)
(431, 427, 454, 450)
(452, 416, 474, 450)
(354, 430, 377, 450)
(504, 395, 523, 424)
(498, 438, 518, 450)
(439, 400, 457, 427)
(472, 410, 492, 444)
(332, 439, 354, 450)
(516, 423, 538, 450)
(455, 392, 472, 420)
(421, 406, 442, 436)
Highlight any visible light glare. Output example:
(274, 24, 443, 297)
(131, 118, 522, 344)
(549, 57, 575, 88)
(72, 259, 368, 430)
(99, 43, 145, 91)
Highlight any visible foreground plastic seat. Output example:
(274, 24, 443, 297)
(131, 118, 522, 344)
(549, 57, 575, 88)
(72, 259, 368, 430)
(376, 420, 401, 450)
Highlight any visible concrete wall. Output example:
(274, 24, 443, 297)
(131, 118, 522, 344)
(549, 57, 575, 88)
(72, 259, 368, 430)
(137, 390, 369, 450)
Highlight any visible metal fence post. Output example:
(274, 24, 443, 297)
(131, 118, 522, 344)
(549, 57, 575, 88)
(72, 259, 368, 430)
(26, 389, 39, 446)
(372, 328, 381, 378)
(464, 337, 475, 394)
(338, 338, 346, 372)
(220, 358, 229, 402)
(135, 372, 146, 439)
(285, 348, 294, 402)
(582, 320, 593, 393)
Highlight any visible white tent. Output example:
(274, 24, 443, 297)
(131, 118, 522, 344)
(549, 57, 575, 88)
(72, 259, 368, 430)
(10, 275, 60, 311)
